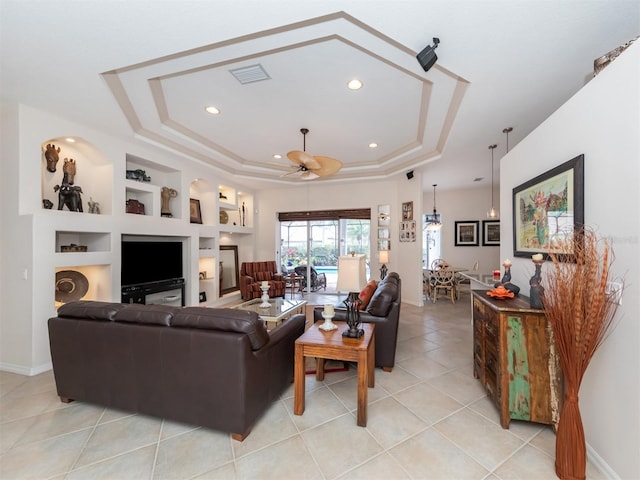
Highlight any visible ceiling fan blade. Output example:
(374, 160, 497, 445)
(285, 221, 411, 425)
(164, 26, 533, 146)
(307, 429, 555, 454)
(287, 150, 320, 169)
(311, 156, 343, 177)
(280, 168, 303, 178)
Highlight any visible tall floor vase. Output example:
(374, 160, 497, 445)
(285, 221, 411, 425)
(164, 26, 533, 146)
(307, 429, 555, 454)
(554, 368, 586, 479)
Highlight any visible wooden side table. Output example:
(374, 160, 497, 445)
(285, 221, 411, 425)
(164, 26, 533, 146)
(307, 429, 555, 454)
(294, 321, 375, 427)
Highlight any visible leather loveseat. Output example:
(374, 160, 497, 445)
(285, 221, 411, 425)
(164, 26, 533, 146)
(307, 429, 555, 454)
(240, 261, 286, 300)
(48, 301, 305, 441)
(314, 272, 401, 372)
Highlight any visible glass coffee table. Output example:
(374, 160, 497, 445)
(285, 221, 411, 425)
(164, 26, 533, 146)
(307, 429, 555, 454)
(233, 298, 306, 330)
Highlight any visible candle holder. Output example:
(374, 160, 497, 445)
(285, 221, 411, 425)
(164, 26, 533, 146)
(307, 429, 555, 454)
(319, 306, 338, 331)
(260, 285, 270, 308)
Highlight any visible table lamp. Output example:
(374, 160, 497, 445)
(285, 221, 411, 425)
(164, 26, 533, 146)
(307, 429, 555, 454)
(336, 254, 367, 338)
(378, 250, 389, 280)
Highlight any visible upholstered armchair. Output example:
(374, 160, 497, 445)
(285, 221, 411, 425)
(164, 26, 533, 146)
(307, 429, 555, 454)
(240, 261, 286, 300)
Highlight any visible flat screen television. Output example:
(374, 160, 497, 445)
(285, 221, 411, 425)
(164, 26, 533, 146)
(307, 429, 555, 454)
(121, 241, 183, 286)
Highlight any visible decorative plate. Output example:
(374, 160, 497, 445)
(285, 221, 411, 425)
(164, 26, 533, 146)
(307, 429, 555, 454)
(219, 209, 229, 224)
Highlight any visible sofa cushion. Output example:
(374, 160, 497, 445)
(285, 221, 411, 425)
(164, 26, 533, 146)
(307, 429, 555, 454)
(114, 304, 179, 326)
(358, 280, 378, 310)
(173, 308, 269, 350)
(57, 301, 126, 321)
(366, 280, 398, 317)
(254, 271, 273, 281)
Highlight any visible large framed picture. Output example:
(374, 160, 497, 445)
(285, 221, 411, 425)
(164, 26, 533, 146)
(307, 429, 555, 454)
(512, 154, 584, 260)
(455, 221, 479, 246)
(482, 220, 500, 246)
(189, 198, 203, 224)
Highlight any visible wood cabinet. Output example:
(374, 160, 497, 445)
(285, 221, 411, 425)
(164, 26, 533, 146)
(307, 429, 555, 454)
(472, 290, 562, 430)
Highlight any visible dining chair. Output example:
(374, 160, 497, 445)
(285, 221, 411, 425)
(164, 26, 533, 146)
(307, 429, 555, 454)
(431, 267, 457, 304)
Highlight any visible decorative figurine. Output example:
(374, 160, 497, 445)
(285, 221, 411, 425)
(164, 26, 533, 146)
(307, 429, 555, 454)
(42, 199, 54, 209)
(493, 258, 520, 295)
(54, 172, 83, 212)
(63, 158, 77, 184)
(44, 144, 60, 172)
(126, 169, 151, 182)
(161, 187, 178, 217)
(88, 197, 100, 214)
(529, 254, 545, 309)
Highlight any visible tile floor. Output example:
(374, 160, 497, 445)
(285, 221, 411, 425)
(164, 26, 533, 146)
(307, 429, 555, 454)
(0, 294, 606, 479)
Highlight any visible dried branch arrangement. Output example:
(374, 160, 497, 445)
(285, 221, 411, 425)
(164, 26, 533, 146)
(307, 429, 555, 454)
(542, 227, 621, 480)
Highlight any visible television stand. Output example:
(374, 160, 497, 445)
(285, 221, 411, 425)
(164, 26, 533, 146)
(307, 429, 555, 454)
(121, 278, 185, 306)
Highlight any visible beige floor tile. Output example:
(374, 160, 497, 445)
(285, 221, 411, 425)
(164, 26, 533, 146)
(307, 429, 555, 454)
(232, 399, 298, 458)
(468, 395, 547, 442)
(364, 396, 428, 449)
(15, 402, 104, 446)
(389, 427, 490, 479)
(427, 368, 487, 405)
(425, 344, 473, 370)
(0, 428, 92, 479)
(0, 415, 38, 454)
(396, 353, 451, 380)
(326, 375, 390, 411)
(160, 417, 201, 440)
(283, 385, 349, 431)
(492, 443, 556, 479)
(66, 444, 156, 480)
(336, 452, 411, 479)
(235, 435, 323, 479)
(74, 414, 162, 468)
(153, 427, 233, 479)
(433, 408, 524, 471)
(374, 365, 421, 394)
(0, 388, 68, 423)
(301, 414, 384, 479)
(393, 381, 464, 425)
(192, 461, 238, 479)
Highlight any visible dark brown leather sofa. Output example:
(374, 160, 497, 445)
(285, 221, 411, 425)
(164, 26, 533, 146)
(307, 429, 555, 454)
(314, 272, 401, 371)
(48, 301, 305, 441)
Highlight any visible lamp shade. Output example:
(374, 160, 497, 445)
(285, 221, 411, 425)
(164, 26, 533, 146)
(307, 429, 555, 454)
(378, 250, 389, 265)
(336, 254, 367, 292)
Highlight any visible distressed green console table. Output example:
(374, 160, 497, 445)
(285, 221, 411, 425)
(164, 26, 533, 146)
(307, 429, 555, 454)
(472, 290, 563, 430)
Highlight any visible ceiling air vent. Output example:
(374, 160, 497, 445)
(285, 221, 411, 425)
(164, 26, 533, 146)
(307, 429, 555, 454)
(229, 64, 271, 85)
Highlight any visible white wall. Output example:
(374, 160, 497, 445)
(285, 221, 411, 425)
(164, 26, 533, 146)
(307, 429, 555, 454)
(500, 42, 639, 479)
(423, 186, 501, 271)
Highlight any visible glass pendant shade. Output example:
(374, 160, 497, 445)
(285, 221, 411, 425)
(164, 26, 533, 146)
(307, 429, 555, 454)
(427, 184, 442, 230)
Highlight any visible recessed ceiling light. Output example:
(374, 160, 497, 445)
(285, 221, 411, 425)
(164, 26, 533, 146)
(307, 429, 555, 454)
(368, 143, 378, 148)
(347, 79, 363, 90)
(273, 154, 282, 159)
(205, 106, 220, 115)
(65, 138, 75, 143)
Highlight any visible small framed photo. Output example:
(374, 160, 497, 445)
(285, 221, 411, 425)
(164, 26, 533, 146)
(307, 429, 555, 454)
(199, 291, 207, 303)
(455, 220, 479, 246)
(399, 220, 416, 242)
(377, 239, 390, 251)
(190, 198, 203, 224)
(378, 228, 390, 239)
(482, 220, 500, 246)
(402, 201, 413, 221)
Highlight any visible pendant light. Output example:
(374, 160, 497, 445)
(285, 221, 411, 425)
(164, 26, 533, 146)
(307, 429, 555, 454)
(487, 144, 499, 219)
(427, 184, 442, 230)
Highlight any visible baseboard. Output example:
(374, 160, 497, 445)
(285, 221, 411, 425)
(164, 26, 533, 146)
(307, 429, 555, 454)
(587, 441, 620, 479)
(0, 361, 52, 376)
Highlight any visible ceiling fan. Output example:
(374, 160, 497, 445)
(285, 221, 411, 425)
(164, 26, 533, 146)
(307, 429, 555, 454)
(283, 128, 342, 180)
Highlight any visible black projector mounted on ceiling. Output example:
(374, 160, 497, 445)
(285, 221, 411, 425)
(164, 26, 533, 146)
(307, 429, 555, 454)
(416, 37, 440, 72)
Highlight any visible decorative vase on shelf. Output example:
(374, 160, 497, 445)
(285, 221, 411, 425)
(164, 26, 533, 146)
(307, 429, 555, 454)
(260, 285, 270, 307)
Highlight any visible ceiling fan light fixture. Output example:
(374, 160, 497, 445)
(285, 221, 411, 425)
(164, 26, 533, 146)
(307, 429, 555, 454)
(283, 128, 342, 180)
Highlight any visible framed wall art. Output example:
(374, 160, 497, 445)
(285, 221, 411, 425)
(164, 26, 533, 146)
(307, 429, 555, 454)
(399, 220, 416, 242)
(189, 198, 203, 224)
(482, 220, 500, 246)
(455, 220, 479, 246)
(377, 239, 391, 251)
(402, 201, 413, 221)
(512, 154, 584, 260)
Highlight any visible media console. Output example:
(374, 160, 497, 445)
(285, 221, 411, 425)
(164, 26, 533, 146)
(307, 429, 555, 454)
(121, 278, 185, 307)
